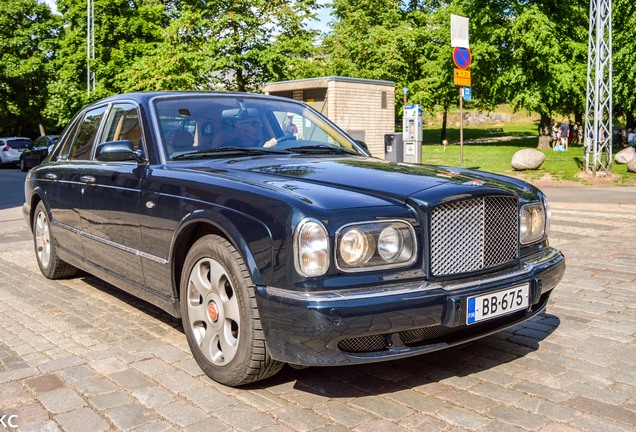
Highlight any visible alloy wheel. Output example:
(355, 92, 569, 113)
(186, 257, 241, 366)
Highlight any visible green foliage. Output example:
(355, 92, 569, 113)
(613, 0, 636, 119)
(3, 0, 636, 143)
(0, 0, 60, 136)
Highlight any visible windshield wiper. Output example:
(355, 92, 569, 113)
(288, 145, 354, 155)
(171, 146, 292, 160)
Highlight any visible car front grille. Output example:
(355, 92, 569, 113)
(430, 196, 519, 277)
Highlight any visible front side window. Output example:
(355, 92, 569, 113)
(101, 103, 144, 152)
(70, 106, 107, 160)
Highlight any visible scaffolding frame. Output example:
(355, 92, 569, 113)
(584, 0, 613, 176)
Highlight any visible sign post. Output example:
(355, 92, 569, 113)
(451, 15, 470, 168)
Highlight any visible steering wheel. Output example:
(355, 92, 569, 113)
(265, 135, 297, 149)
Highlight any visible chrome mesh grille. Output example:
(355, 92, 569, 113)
(430, 196, 518, 277)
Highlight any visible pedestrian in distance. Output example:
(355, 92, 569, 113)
(559, 119, 570, 151)
(551, 120, 560, 149)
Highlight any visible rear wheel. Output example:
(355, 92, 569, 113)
(180, 234, 283, 386)
(33, 202, 78, 279)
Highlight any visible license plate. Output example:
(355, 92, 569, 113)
(467, 284, 529, 324)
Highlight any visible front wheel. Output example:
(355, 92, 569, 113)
(180, 235, 283, 386)
(33, 202, 78, 279)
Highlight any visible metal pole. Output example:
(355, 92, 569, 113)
(91, 0, 95, 91)
(86, 0, 90, 97)
(459, 88, 464, 168)
(86, 0, 95, 97)
(585, 0, 612, 177)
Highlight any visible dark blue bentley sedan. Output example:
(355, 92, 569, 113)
(23, 92, 565, 386)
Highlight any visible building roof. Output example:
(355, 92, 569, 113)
(263, 76, 395, 92)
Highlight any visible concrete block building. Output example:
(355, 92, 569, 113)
(262, 77, 395, 157)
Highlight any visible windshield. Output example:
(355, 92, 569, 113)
(153, 95, 363, 161)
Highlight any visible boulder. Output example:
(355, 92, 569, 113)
(614, 147, 635, 164)
(511, 148, 546, 170)
(628, 156, 636, 173)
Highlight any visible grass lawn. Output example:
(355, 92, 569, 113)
(419, 132, 636, 187)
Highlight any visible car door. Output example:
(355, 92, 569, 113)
(42, 107, 107, 257)
(78, 102, 147, 286)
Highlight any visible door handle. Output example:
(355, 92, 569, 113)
(44, 173, 57, 180)
(80, 176, 96, 184)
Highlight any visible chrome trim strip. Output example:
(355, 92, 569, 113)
(52, 221, 168, 265)
(265, 281, 441, 302)
(264, 247, 562, 303)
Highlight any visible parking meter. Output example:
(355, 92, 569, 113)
(403, 105, 422, 163)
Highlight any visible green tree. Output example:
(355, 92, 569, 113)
(46, 0, 167, 126)
(0, 0, 61, 136)
(613, 0, 636, 128)
(468, 0, 588, 147)
(199, 0, 322, 91)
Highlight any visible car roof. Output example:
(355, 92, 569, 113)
(90, 91, 297, 107)
(0, 137, 32, 141)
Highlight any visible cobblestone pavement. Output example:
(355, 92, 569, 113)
(0, 201, 635, 432)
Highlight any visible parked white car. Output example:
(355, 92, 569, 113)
(0, 137, 32, 167)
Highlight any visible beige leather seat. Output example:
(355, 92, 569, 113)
(166, 129, 195, 155)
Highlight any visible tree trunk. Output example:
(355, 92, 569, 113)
(627, 112, 635, 130)
(440, 105, 448, 143)
(537, 113, 551, 149)
(38, 123, 46, 137)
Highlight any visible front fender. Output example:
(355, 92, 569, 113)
(170, 206, 274, 288)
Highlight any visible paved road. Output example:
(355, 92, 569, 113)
(0, 174, 635, 431)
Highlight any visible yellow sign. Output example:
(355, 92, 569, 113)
(454, 69, 471, 87)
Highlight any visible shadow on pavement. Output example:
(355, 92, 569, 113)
(73, 272, 561, 396)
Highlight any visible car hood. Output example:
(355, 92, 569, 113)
(182, 155, 538, 209)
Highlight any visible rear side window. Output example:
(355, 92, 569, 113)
(70, 106, 107, 160)
(7, 139, 31, 149)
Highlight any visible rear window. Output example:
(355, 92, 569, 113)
(7, 139, 31, 149)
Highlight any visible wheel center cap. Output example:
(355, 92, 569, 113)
(207, 302, 219, 322)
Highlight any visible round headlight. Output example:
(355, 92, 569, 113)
(377, 226, 403, 262)
(340, 229, 373, 265)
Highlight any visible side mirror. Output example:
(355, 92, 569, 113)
(354, 140, 372, 157)
(95, 140, 143, 162)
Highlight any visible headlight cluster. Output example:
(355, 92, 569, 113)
(336, 222, 416, 272)
(295, 219, 417, 277)
(520, 202, 548, 244)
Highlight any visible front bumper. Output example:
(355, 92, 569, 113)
(255, 247, 565, 366)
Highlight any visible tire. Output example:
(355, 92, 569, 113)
(180, 234, 283, 386)
(20, 158, 27, 172)
(32, 202, 78, 279)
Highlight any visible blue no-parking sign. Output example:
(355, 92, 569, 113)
(453, 47, 472, 70)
